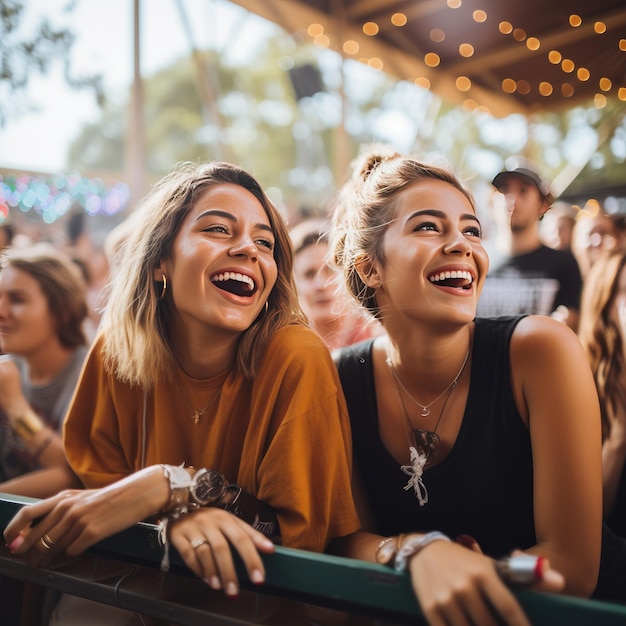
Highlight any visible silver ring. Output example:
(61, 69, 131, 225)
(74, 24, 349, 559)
(190, 537, 208, 550)
(39, 534, 55, 550)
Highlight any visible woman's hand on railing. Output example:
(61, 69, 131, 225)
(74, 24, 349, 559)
(169, 507, 275, 597)
(408, 541, 564, 626)
(3, 466, 172, 566)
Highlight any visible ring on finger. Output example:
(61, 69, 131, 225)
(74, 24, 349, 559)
(190, 537, 208, 550)
(39, 534, 55, 550)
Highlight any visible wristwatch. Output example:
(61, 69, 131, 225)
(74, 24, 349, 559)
(189, 468, 228, 507)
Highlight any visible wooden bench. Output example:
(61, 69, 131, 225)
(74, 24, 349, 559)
(1, 493, 625, 625)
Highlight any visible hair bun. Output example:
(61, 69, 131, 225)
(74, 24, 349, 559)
(351, 143, 399, 182)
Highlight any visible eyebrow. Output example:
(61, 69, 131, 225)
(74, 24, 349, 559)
(196, 209, 274, 234)
(406, 208, 481, 225)
(3, 287, 28, 297)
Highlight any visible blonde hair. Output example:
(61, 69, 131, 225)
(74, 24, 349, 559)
(100, 161, 305, 388)
(330, 145, 474, 318)
(578, 248, 626, 439)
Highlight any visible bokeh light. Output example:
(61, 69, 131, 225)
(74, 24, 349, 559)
(343, 40, 359, 54)
(456, 76, 472, 91)
(308, 24, 324, 37)
(569, 15, 582, 27)
(430, 28, 445, 43)
(599, 77, 612, 91)
(0, 172, 130, 222)
(526, 37, 540, 51)
(472, 11, 487, 23)
(425, 53, 441, 67)
(363, 22, 379, 36)
(502, 78, 517, 93)
(594, 22, 606, 34)
(459, 43, 475, 57)
(548, 50, 562, 64)
(391, 13, 407, 27)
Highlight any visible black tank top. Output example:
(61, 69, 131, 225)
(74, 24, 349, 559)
(335, 316, 535, 558)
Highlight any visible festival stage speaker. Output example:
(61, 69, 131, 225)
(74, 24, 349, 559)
(288, 63, 324, 100)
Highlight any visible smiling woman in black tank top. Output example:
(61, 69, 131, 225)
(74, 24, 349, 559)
(328, 146, 605, 626)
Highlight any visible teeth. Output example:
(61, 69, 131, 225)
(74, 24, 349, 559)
(429, 270, 473, 284)
(212, 272, 255, 291)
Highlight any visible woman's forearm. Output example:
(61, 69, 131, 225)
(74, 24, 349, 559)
(328, 530, 383, 562)
(0, 465, 82, 498)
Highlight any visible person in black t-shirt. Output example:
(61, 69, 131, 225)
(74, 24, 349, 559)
(477, 159, 582, 331)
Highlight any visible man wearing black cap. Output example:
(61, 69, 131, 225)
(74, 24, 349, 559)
(476, 159, 582, 330)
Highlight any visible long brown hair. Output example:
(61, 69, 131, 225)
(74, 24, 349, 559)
(101, 161, 305, 388)
(578, 248, 626, 438)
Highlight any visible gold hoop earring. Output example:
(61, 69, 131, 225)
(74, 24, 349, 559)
(255, 300, 269, 321)
(159, 275, 167, 300)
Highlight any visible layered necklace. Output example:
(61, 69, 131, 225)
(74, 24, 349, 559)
(386, 346, 470, 505)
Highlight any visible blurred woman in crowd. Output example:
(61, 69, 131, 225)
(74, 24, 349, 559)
(290, 218, 381, 349)
(0, 244, 88, 497)
(572, 209, 622, 278)
(579, 248, 626, 538)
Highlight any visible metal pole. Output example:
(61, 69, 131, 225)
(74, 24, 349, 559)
(126, 0, 145, 211)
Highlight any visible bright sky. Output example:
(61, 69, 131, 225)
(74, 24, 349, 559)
(0, 0, 272, 172)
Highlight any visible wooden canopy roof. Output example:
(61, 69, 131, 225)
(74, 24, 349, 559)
(230, 0, 626, 117)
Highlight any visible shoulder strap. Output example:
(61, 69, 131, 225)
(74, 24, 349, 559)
(333, 340, 378, 439)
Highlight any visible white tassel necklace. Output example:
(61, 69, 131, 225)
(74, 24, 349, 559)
(387, 347, 470, 505)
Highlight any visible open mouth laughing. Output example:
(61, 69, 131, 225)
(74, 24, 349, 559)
(428, 270, 474, 290)
(211, 271, 258, 297)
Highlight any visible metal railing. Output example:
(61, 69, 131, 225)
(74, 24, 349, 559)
(1, 493, 625, 625)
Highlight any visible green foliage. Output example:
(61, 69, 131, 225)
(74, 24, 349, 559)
(0, 0, 104, 126)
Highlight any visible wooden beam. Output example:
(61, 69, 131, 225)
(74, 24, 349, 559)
(445, 7, 626, 75)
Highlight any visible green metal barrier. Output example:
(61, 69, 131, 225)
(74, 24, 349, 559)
(1, 492, 626, 625)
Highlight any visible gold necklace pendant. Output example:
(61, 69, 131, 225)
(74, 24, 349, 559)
(176, 386, 222, 425)
(189, 389, 221, 424)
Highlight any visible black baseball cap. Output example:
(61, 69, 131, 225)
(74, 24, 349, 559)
(492, 167, 551, 199)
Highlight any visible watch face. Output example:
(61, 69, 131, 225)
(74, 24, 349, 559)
(191, 469, 227, 506)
